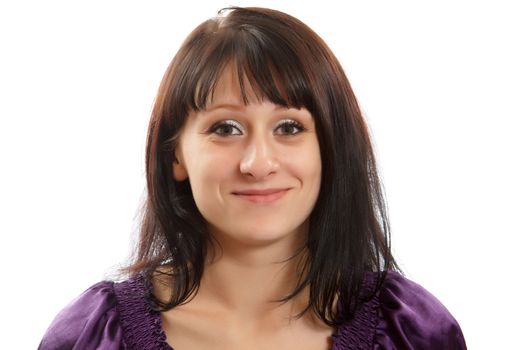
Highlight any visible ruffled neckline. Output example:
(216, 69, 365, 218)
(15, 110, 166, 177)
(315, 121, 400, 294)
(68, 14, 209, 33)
(331, 273, 381, 349)
(113, 273, 173, 349)
(113, 272, 383, 350)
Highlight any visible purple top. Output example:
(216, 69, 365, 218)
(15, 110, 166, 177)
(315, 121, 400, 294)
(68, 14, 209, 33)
(39, 271, 466, 349)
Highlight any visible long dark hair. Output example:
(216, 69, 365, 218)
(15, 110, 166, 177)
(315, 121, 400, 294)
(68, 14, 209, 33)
(126, 6, 398, 326)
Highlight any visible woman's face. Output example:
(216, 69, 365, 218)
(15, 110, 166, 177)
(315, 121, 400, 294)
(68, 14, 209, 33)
(173, 66, 322, 248)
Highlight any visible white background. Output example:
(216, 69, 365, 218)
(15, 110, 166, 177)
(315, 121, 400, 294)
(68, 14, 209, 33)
(1, 1, 523, 348)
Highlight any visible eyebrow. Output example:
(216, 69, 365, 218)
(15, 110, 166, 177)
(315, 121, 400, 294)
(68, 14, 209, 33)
(205, 103, 245, 112)
(204, 103, 291, 113)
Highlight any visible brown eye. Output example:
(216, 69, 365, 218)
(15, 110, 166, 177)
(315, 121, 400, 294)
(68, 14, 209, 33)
(275, 119, 305, 135)
(208, 120, 243, 136)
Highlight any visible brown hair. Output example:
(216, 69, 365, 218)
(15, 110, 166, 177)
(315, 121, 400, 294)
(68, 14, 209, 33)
(126, 6, 398, 325)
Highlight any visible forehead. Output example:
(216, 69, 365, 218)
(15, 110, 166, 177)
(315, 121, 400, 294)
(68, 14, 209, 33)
(204, 62, 265, 108)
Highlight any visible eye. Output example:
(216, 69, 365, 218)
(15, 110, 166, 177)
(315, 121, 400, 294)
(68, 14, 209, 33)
(274, 119, 305, 135)
(208, 120, 243, 136)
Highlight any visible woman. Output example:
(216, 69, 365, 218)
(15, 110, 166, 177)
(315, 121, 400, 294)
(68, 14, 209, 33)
(39, 7, 467, 349)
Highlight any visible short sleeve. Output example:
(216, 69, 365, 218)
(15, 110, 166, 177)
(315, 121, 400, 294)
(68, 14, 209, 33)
(374, 272, 467, 349)
(38, 281, 124, 350)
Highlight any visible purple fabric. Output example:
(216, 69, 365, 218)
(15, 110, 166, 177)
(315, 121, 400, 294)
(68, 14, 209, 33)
(38, 281, 123, 350)
(39, 271, 467, 349)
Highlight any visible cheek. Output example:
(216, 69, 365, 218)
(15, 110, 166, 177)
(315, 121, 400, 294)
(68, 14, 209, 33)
(284, 142, 322, 201)
(186, 149, 236, 204)
(294, 143, 322, 182)
(301, 148, 322, 218)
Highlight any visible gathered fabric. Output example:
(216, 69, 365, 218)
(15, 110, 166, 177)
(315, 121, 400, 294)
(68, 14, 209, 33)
(38, 271, 467, 350)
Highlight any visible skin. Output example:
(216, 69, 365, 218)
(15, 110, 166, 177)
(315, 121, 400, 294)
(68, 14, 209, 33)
(155, 65, 332, 349)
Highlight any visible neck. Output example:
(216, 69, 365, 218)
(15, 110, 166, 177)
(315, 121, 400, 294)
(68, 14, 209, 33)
(196, 228, 309, 321)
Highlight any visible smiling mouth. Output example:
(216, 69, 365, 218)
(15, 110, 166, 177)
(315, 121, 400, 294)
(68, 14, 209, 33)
(232, 188, 290, 204)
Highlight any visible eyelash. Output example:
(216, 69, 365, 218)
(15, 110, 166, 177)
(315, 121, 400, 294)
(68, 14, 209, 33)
(209, 120, 242, 136)
(208, 119, 305, 137)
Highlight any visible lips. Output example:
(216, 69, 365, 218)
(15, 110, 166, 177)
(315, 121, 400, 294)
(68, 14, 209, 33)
(232, 188, 290, 203)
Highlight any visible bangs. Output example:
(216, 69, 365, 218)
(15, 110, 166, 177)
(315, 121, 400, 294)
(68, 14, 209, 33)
(144, 7, 395, 326)
(183, 19, 313, 112)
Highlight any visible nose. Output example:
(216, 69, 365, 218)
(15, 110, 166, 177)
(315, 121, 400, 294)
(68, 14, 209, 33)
(239, 134, 279, 180)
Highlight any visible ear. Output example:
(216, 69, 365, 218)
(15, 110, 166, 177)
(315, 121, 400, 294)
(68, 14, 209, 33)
(172, 150, 188, 182)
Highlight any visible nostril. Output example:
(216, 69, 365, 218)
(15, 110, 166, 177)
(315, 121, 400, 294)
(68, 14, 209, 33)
(239, 138, 280, 179)
(240, 158, 279, 178)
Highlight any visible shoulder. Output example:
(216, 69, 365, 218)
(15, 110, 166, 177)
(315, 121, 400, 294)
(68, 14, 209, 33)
(39, 274, 172, 350)
(375, 271, 467, 349)
(38, 280, 122, 350)
(333, 271, 467, 349)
